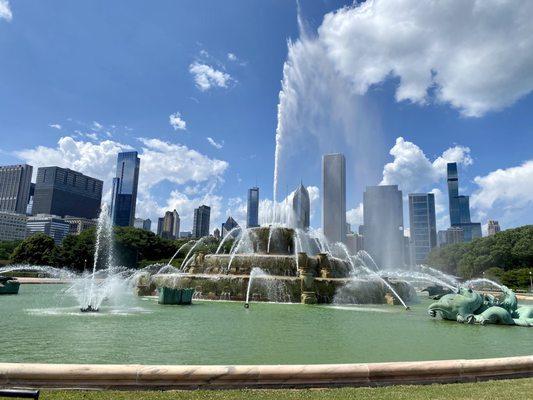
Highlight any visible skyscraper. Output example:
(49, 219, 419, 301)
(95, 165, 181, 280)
(246, 187, 259, 228)
(408, 193, 437, 264)
(110, 151, 140, 227)
(362, 185, 404, 269)
(322, 153, 346, 243)
(446, 162, 482, 242)
(193, 205, 210, 238)
(161, 210, 180, 239)
(292, 183, 310, 230)
(221, 216, 239, 238)
(0, 164, 33, 214)
(32, 167, 103, 219)
(487, 220, 501, 236)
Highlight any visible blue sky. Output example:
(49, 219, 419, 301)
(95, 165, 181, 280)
(1, 0, 532, 234)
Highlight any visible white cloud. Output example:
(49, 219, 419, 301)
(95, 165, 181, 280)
(206, 137, 223, 149)
(346, 203, 364, 227)
(471, 161, 533, 216)
(0, 0, 12, 21)
(49, 124, 62, 130)
(92, 121, 103, 131)
(15, 136, 132, 188)
(169, 112, 187, 131)
(318, 0, 533, 117)
(137, 137, 228, 192)
(380, 137, 472, 194)
(189, 62, 232, 91)
(227, 53, 237, 61)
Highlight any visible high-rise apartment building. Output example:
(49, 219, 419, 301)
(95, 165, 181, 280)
(0, 164, 33, 214)
(446, 162, 482, 242)
(322, 154, 346, 243)
(110, 151, 140, 227)
(160, 210, 180, 239)
(292, 183, 310, 230)
(193, 205, 210, 238)
(487, 220, 501, 236)
(361, 185, 404, 269)
(32, 167, 103, 219)
(408, 193, 437, 264)
(247, 187, 259, 228)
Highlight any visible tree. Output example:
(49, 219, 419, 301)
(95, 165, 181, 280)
(426, 225, 533, 279)
(11, 233, 59, 266)
(0, 240, 22, 260)
(58, 228, 96, 272)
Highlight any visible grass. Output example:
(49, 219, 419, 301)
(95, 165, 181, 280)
(38, 378, 533, 400)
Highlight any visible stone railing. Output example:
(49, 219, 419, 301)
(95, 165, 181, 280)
(0, 356, 531, 389)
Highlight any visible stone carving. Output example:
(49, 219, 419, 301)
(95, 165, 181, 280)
(428, 286, 533, 327)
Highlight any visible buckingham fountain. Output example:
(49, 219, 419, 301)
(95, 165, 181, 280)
(137, 225, 416, 308)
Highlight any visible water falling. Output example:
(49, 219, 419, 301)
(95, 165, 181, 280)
(216, 227, 241, 254)
(167, 240, 195, 266)
(83, 203, 112, 311)
(463, 278, 505, 291)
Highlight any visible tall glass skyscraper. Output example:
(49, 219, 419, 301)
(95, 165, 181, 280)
(110, 151, 140, 227)
(322, 153, 346, 243)
(362, 185, 405, 269)
(193, 205, 211, 238)
(246, 187, 259, 228)
(446, 162, 481, 242)
(408, 193, 437, 264)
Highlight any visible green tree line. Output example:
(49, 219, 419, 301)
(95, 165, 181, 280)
(426, 225, 533, 290)
(1, 227, 233, 271)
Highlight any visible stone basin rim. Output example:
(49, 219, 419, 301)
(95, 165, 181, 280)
(1, 355, 532, 389)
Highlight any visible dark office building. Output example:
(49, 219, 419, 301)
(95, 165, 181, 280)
(193, 205, 211, 238)
(110, 151, 140, 227)
(0, 164, 33, 214)
(247, 187, 259, 228)
(446, 162, 481, 242)
(408, 193, 437, 264)
(32, 167, 103, 219)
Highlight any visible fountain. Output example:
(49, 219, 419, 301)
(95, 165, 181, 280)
(143, 224, 417, 307)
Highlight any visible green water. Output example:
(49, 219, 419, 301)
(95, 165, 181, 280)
(1, 284, 531, 365)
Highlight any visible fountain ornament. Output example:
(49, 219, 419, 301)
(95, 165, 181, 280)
(428, 284, 533, 327)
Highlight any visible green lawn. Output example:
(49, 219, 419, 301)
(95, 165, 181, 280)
(38, 378, 533, 400)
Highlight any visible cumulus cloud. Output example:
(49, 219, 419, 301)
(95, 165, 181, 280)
(206, 137, 224, 149)
(15, 137, 132, 186)
(49, 124, 62, 130)
(0, 0, 12, 21)
(169, 112, 187, 131)
(380, 137, 472, 194)
(346, 203, 364, 228)
(227, 53, 237, 61)
(471, 160, 533, 213)
(189, 62, 232, 91)
(318, 0, 533, 117)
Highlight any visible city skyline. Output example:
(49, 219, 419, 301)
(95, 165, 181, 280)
(1, 1, 532, 234)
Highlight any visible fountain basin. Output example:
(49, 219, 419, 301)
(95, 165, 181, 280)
(158, 287, 194, 305)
